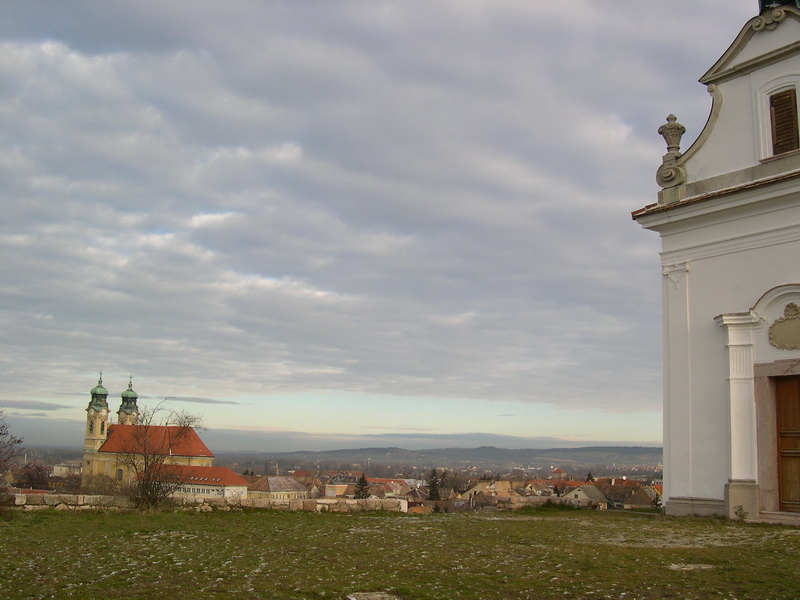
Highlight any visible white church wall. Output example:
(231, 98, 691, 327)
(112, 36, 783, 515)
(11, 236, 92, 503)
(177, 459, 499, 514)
(685, 77, 756, 183)
(637, 6, 800, 522)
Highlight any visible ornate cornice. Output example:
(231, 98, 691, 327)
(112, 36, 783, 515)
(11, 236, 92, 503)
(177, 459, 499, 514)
(701, 7, 800, 85)
(753, 7, 790, 32)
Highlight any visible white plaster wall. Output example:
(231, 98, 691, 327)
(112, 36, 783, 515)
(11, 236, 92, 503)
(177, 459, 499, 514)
(658, 205, 800, 503)
(685, 76, 756, 183)
(684, 21, 800, 182)
(735, 19, 800, 66)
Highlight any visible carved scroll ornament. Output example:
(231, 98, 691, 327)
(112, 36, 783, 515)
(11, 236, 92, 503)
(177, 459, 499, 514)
(769, 303, 800, 349)
(656, 115, 687, 189)
(753, 7, 789, 32)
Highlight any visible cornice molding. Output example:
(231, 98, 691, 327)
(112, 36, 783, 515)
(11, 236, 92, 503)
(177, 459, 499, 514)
(636, 167, 800, 224)
(700, 7, 800, 86)
(661, 221, 800, 264)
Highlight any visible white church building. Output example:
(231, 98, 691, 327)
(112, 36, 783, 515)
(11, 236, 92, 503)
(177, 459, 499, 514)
(634, 2, 800, 524)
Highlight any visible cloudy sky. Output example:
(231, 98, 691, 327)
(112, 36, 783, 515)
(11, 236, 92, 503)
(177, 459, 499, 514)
(0, 1, 759, 451)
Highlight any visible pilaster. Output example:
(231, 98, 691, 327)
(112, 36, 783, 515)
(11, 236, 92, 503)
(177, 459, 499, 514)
(662, 261, 691, 502)
(715, 313, 760, 518)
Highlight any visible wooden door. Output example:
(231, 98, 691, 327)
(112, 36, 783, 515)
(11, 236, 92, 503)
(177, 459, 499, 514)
(776, 376, 800, 512)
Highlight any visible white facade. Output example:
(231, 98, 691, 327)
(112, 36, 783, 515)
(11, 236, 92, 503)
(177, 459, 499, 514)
(174, 483, 248, 500)
(634, 5, 800, 523)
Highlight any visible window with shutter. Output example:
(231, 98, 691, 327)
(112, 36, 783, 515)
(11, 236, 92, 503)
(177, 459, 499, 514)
(770, 88, 799, 155)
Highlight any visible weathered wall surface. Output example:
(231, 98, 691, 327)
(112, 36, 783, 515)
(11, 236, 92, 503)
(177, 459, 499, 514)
(2, 493, 601, 514)
(1, 493, 408, 513)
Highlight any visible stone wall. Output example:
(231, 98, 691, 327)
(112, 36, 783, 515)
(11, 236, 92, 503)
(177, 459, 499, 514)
(496, 495, 597, 510)
(1, 493, 408, 513)
(3, 492, 596, 513)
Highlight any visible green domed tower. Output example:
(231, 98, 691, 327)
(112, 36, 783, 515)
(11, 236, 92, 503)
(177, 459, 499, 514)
(117, 376, 140, 425)
(84, 373, 110, 455)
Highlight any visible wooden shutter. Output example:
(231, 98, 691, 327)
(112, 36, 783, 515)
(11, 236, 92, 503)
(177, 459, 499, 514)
(770, 89, 799, 155)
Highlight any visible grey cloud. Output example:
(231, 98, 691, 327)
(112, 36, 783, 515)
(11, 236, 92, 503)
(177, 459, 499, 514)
(200, 428, 656, 453)
(6, 412, 50, 419)
(172, 397, 241, 406)
(4, 415, 655, 452)
(0, 399, 71, 411)
(0, 1, 752, 433)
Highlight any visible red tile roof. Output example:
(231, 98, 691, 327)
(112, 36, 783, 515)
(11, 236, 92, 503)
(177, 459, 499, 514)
(247, 475, 307, 493)
(98, 425, 214, 458)
(170, 465, 248, 487)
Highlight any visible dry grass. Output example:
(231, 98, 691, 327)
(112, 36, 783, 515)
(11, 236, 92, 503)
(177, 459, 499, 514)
(1, 506, 798, 599)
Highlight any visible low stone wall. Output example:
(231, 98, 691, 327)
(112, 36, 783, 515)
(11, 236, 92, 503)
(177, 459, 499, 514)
(496, 496, 596, 510)
(1, 493, 407, 514)
(182, 497, 408, 513)
(1, 493, 134, 510)
(3, 492, 593, 514)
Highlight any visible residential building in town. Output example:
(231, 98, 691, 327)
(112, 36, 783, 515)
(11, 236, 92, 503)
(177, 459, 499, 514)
(563, 485, 608, 510)
(247, 475, 309, 500)
(171, 465, 249, 500)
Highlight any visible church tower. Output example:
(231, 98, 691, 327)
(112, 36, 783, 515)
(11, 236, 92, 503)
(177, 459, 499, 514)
(84, 374, 110, 453)
(117, 376, 140, 425)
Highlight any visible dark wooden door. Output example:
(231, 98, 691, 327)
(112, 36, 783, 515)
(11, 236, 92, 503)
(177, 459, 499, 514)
(776, 376, 800, 512)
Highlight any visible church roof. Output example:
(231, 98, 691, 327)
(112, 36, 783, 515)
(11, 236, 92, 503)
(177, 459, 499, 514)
(98, 424, 214, 458)
(170, 465, 248, 487)
(248, 475, 307, 493)
(120, 378, 138, 400)
(88, 375, 110, 411)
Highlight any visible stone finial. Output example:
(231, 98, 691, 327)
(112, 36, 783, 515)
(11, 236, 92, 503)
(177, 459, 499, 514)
(656, 115, 687, 191)
(658, 114, 685, 157)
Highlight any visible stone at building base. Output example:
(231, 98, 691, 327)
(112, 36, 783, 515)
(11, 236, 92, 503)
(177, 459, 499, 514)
(752, 511, 800, 526)
(725, 479, 759, 520)
(664, 497, 725, 517)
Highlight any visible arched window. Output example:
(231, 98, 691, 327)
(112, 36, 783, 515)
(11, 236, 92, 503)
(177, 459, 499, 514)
(757, 77, 800, 159)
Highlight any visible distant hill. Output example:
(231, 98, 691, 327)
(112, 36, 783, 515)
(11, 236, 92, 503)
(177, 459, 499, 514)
(216, 445, 662, 474)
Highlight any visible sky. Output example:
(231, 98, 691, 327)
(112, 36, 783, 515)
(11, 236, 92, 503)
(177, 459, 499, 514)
(0, 1, 760, 452)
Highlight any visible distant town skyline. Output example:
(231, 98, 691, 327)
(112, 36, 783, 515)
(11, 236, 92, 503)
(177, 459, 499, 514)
(0, 2, 757, 451)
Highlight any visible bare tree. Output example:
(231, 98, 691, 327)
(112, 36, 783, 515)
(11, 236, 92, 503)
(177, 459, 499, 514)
(16, 463, 50, 490)
(0, 412, 22, 516)
(80, 474, 121, 496)
(0, 411, 23, 481)
(113, 403, 203, 509)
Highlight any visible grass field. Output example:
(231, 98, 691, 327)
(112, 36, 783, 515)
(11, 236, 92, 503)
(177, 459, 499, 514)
(1, 506, 798, 599)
